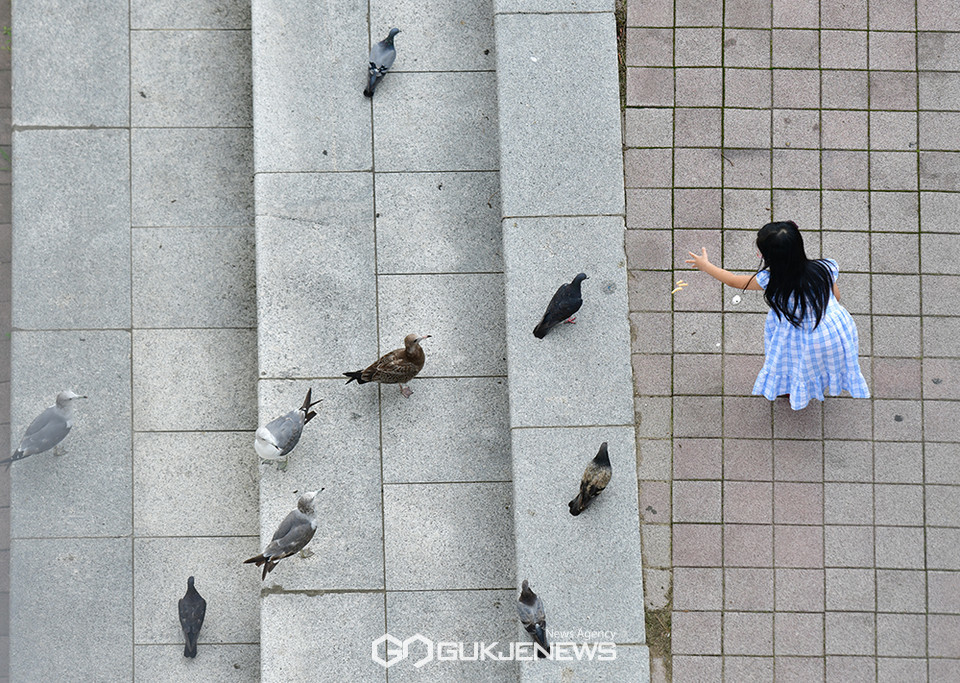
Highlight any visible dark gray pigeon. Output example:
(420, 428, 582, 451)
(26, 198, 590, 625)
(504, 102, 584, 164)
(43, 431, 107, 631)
(364, 28, 400, 97)
(179, 576, 207, 658)
(1, 390, 87, 468)
(517, 580, 550, 658)
(533, 273, 588, 339)
(244, 489, 323, 580)
(569, 442, 612, 516)
(254, 388, 322, 468)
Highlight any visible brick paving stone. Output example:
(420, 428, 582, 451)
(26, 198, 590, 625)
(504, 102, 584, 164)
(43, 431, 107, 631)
(673, 567, 723, 611)
(877, 569, 928, 613)
(723, 439, 773, 480)
(825, 568, 876, 611)
(725, 524, 774, 567)
(774, 440, 823, 481)
(671, 655, 721, 680)
(775, 655, 825, 681)
(877, 658, 927, 683)
(875, 484, 925, 526)
(672, 610, 722, 655)
(724, 655, 773, 682)
(876, 526, 926, 569)
(774, 525, 824, 568)
(928, 614, 960, 658)
(723, 567, 774, 611)
(824, 525, 874, 568)
(877, 613, 927, 657)
(674, 523, 722, 567)
(723, 611, 773, 655)
(774, 482, 824, 525)
(775, 611, 824, 655)
(639, 480, 671, 523)
(825, 656, 876, 682)
(825, 612, 876, 655)
(775, 568, 825, 612)
(672, 479, 721, 523)
(824, 483, 874, 525)
(673, 438, 722, 479)
(724, 481, 772, 524)
(823, 440, 873, 482)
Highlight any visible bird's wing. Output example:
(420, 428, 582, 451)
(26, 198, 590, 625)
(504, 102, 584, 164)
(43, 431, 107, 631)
(370, 42, 397, 70)
(363, 349, 418, 383)
(16, 408, 70, 456)
(263, 411, 303, 457)
(538, 283, 578, 328)
(179, 594, 206, 631)
(265, 511, 317, 560)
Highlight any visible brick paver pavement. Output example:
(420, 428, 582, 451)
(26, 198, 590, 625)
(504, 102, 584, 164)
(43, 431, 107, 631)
(625, 1, 960, 680)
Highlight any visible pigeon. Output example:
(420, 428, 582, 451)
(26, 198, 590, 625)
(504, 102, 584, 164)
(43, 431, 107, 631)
(517, 579, 550, 658)
(1, 390, 87, 468)
(244, 489, 323, 580)
(254, 388, 322, 468)
(533, 273, 588, 339)
(178, 576, 207, 658)
(568, 442, 612, 516)
(343, 334, 431, 398)
(364, 28, 401, 97)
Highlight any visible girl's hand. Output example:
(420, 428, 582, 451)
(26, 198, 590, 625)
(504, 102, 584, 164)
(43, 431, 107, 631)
(685, 248, 711, 271)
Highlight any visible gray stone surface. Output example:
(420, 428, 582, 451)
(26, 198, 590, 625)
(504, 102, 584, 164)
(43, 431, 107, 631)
(495, 0, 614, 12)
(132, 29, 253, 127)
(10, 537, 132, 680)
(134, 644, 260, 682)
(256, 379, 384, 590)
(255, 172, 377, 379)
(260, 592, 386, 682)
(252, 0, 371, 172)
(384, 589, 518, 682)
(132, 127, 254, 227)
(519, 644, 650, 682)
(375, 171, 503, 274)
(373, 72, 499, 172)
(512, 427, 646, 643)
(132, 0, 251, 28)
(10, 330, 131, 537)
(133, 432, 259, 536)
(382, 377, 511, 483)
(132, 227, 256, 328)
(383, 481, 515, 589)
(12, 130, 130, 330)
(13, 0, 129, 126)
(132, 328, 258, 431)
(502, 217, 634, 427)
(495, 12, 624, 217)
(371, 0, 495, 71)
(377, 274, 507, 378)
(133, 536, 260, 645)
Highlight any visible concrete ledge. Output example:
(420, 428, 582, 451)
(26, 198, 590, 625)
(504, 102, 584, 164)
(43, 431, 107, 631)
(494, 4, 649, 681)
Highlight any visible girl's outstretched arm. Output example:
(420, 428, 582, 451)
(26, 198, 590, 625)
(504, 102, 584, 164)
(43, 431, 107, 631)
(685, 248, 764, 291)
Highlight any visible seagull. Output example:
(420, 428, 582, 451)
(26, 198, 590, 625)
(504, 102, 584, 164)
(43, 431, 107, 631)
(254, 388, 322, 469)
(568, 442, 612, 516)
(364, 28, 400, 97)
(517, 580, 550, 658)
(534, 273, 588, 339)
(343, 334, 430, 398)
(244, 489, 323, 580)
(1, 390, 87, 467)
(178, 576, 207, 658)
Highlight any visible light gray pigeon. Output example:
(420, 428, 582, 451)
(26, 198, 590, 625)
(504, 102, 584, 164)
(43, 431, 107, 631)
(254, 388, 322, 468)
(534, 273, 588, 339)
(178, 576, 206, 658)
(364, 28, 400, 97)
(518, 580, 551, 658)
(244, 489, 323, 580)
(1, 390, 87, 467)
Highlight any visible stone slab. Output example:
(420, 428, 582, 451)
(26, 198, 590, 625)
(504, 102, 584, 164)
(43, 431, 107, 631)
(10, 537, 132, 680)
(132, 226, 256, 328)
(519, 644, 650, 682)
(495, 12, 624, 217)
(255, 172, 377, 378)
(371, 0, 495, 71)
(511, 427, 646, 643)
(132, 29, 253, 127)
(383, 481, 515, 590)
(133, 536, 260, 645)
(12, 0, 128, 126)
(382, 377, 511, 483)
(252, 0, 371, 172)
(260, 592, 386, 682)
(495, 0, 614, 12)
(375, 171, 503, 274)
(132, 128, 254, 227)
(134, 644, 260, 682)
(133, 432, 259, 536)
(501, 216, 634, 427)
(12, 129, 130, 330)
(10, 330, 131, 537)
(132, 0, 251, 29)
(132, 328, 258, 431)
(373, 71, 499, 172)
(384, 589, 518, 682)
(377, 274, 507, 378)
(256, 379, 383, 590)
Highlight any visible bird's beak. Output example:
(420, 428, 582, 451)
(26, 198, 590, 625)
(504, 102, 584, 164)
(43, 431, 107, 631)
(418, 335, 432, 342)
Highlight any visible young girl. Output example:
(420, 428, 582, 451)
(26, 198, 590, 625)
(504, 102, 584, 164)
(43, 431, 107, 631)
(686, 220, 869, 410)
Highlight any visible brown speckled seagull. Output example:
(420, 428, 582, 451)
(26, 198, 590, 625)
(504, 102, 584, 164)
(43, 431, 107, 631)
(343, 333, 431, 398)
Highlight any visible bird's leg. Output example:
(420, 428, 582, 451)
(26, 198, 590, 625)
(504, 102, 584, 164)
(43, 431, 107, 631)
(563, 316, 577, 324)
(53, 444, 65, 457)
(276, 457, 289, 472)
(299, 548, 315, 559)
(400, 384, 413, 398)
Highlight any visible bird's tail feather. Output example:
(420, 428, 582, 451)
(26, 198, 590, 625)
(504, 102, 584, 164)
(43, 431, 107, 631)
(184, 635, 198, 658)
(343, 371, 367, 385)
(363, 72, 380, 97)
(568, 494, 585, 516)
(533, 626, 551, 658)
(244, 554, 265, 566)
(301, 389, 322, 424)
(533, 322, 549, 339)
(0, 450, 23, 470)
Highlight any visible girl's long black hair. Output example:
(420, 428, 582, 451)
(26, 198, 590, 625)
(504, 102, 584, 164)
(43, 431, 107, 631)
(755, 221, 833, 329)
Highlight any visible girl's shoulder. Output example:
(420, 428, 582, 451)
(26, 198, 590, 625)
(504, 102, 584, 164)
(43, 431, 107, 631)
(819, 258, 840, 281)
(756, 268, 770, 288)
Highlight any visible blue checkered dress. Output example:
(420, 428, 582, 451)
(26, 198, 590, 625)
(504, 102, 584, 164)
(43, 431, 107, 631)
(752, 259, 870, 410)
